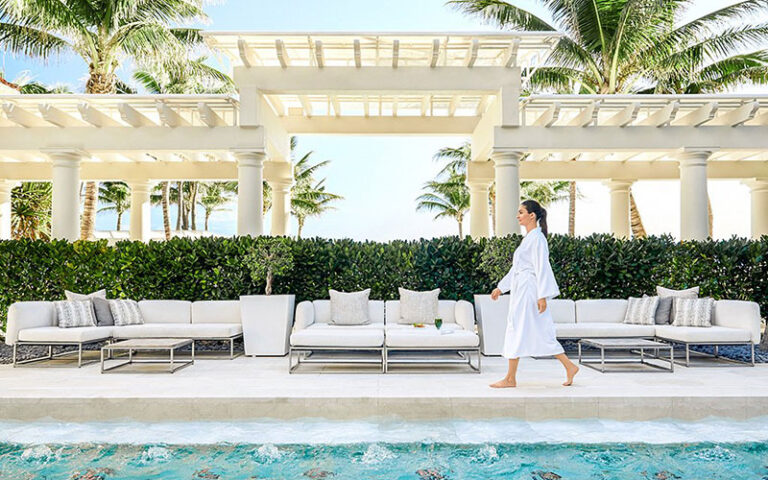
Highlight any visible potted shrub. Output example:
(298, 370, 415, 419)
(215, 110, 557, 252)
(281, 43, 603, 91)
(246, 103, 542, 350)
(240, 237, 296, 356)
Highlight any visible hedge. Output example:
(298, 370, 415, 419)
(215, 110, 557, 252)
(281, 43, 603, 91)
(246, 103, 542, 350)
(0, 234, 765, 329)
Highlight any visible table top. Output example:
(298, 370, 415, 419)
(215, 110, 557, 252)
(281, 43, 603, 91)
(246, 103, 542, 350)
(103, 338, 193, 350)
(579, 338, 669, 348)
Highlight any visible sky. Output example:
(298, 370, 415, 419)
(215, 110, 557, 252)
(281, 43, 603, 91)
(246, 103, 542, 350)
(1, 0, 759, 240)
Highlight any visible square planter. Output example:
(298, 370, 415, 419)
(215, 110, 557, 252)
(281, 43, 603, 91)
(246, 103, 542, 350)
(240, 294, 296, 356)
(474, 294, 509, 356)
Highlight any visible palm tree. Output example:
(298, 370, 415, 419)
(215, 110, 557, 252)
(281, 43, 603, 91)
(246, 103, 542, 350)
(0, 0, 208, 240)
(97, 182, 130, 231)
(197, 182, 234, 231)
(417, 171, 471, 237)
(133, 57, 235, 95)
(161, 182, 171, 240)
(11, 182, 51, 239)
(290, 140, 343, 238)
(452, 0, 768, 237)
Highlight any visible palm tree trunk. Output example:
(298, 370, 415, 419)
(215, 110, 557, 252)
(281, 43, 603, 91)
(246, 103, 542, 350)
(205, 211, 210, 231)
(161, 181, 171, 240)
(568, 181, 576, 236)
(489, 184, 496, 236)
(80, 181, 98, 240)
(629, 190, 647, 238)
(458, 218, 463, 238)
(190, 182, 198, 231)
(707, 193, 713, 238)
(297, 218, 304, 239)
(116, 213, 121, 231)
(175, 181, 182, 231)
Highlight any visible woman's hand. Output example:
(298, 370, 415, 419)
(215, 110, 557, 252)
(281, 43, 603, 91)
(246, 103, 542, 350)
(537, 298, 547, 314)
(491, 288, 502, 300)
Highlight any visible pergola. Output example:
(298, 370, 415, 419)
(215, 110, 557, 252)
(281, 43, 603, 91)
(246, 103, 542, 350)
(0, 31, 765, 242)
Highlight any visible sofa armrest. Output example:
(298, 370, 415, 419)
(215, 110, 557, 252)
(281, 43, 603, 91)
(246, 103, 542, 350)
(454, 300, 476, 332)
(6, 301, 56, 346)
(713, 300, 762, 344)
(294, 301, 315, 331)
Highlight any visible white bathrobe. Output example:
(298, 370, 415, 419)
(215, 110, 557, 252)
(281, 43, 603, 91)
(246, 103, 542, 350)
(496, 226, 564, 359)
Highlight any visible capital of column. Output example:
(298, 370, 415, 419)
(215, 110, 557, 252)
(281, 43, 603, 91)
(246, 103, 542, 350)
(743, 178, 768, 193)
(677, 148, 715, 168)
(128, 180, 154, 195)
(232, 149, 266, 167)
(491, 149, 525, 167)
(43, 149, 83, 168)
(603, 179, 635, 193)
(466, 180, 491, 193)
(268, 179, 293, 192)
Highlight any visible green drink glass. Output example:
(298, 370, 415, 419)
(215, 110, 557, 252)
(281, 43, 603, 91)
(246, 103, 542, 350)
(435, 318, 443, 330)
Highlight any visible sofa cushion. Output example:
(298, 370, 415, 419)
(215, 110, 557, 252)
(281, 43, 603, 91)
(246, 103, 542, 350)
(5, 302, 56, 345)
(712, 300, 761, 343)
(113, 323, 243, 339)
(657, 286, 699, 324)
(110, 299, 144, 326)
(397, 287, 440, 324)
(138, 300, 191, 324)
(655, 325, 751, 344)
(624, 296, 659, 326)
(92, 297, 114, 326)
(192, 300, 241, 324)
(385, 324, 479, 348)
(54, 300, 97, 328)
(575, 299, 628, 323)
(329, 289, 371, 325)
(672, 297, 714, 327)
(290, 323, 384, 347)
(312, 300, 385, 324)
(65, 289, 106, 301)
(556, 322, 656, 338)
(549, 299, 576, 324)
(18, 326, 111, 343)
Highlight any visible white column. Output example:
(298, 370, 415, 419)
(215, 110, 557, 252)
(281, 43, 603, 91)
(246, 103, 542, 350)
(604, 179, 633, 238)
(678, 149, 712, 241)
(467, 180, 490, 238)
(744, 178, 768, 239)
(0, 180, 14, 240)
(268, 180, 292, 236)
(129, 180, 153, 242)
(48, 150, 81, 241)
(493, 149, 524, 237)
(235, 150, 265, 236)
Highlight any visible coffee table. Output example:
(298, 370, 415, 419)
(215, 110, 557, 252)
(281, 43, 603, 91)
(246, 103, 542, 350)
(101, 338, 194, 374)
(578, 338, 674, 373)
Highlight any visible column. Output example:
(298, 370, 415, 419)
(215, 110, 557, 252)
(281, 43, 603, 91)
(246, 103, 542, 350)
(467, 180, 490, 238)
(493, 149, 524, 236)
(129, 180, 153, 242)
(48, 150, 81, 241)
(744, 178, 768, 239)
(268, 180, 292, 236)
(678, 149, 712, 241)
(604, 179, 633, 238)
(0, 180, 13, 240)
(234, 150, 265, 236)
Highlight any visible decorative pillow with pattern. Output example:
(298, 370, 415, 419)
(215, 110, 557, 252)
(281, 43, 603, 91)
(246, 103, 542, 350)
(329, 289, 371, 325)
(108, 299, 145, 326)
(672, 297, 714, 327)
(55, 300, 97, 328)
(398, 287, 441, 324)
(623, 296, 659, 325)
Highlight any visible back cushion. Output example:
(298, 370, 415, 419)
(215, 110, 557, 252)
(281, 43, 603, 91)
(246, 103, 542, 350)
(138, 300, 191, 324)
(6, 301, 56, 345)
(712, 300, 761, 343)
(385, 300, 456, 324)
(191, 300, 241, 324)
(549, 299, 576, 324)
(575, 299, 628, 323)
(312, 300, 384, 324)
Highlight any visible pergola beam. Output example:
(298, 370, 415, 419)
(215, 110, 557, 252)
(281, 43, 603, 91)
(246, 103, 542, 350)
(156, 101, 191, 127)
(431, 39, 440, 68)
(38, 104, 88, 127)
(708, 101, 758, 127)
(237, 38, 259, 67)
(635, 101, 679, 127)
(78, 102, 123, 127)
(354, 39, 362, 68)
(392, 39, 400, 68)
(603, 104, 639, 127)
(298, 95, 313, 117)
(503, 39, 520, 67)
(197, 102, 227, 127)
(672, 101, 718, 127)
(531, 102, 560, 127)
(2, 103, 48, 127)
(119, 104, 157, 127)
(465, 39, 479, 68)
(566, 100, 600, 127)
(275, 39, 289, 68)
(314, 40, 325, 68)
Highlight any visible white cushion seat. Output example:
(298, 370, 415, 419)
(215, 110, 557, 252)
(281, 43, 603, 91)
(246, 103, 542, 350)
(556, 323, 656, 338)
(17, 326, 112, 343)
(290, 323, 384, 348)
(385, 324, 479, 348)
(654, 325, 751, 343)
(112, 323, 242, 339)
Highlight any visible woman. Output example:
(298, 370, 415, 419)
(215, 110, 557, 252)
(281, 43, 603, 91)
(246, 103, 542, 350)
(489, 200, 579, 388)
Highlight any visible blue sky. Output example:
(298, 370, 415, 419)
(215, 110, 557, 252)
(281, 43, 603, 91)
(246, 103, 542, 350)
(1, 0, 755, 240)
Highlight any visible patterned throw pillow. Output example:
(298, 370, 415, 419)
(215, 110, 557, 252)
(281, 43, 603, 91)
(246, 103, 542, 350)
(397, 287, 441, 324)
(108, 299, 145, 326)
(672, 297, 714, 327)
(55, 300, 97, 328)
(656, 286, 699, 324)
(329, 289, 371, 325)
(624, 296, 659, 325)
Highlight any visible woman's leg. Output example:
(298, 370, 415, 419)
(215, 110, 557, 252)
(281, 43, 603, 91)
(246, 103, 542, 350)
(554, 353, 579, 386)
(490, 358, 519, 388)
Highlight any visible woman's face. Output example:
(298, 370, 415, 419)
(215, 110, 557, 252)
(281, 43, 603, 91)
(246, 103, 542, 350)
(517, 205, 536, 227)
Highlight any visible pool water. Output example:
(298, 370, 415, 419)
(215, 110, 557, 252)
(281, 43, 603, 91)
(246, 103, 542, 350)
(1, 441, 767, 479)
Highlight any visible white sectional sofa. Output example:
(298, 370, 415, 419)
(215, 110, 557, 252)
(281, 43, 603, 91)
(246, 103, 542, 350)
(6, 299, 244, 367)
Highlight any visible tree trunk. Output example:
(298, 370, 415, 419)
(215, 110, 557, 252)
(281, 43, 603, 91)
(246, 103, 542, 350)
(176, 181, 183, 231)
(205, 211, 210, 231)
(86, 69, 117, 95)
(707, 193, 713, 238)
(265, 270, 273, 295)
(80, 182, 98, 240)
(568, 181, 576, 236)
(629, 190, 647, 238)
(297, 218, 304, 239)
(116, 213, 121, 231)
(190, 182, 198, 231)
(489, 184, 496, 236)
(161, 181, 171, 240)
(458, 219, 463, 238)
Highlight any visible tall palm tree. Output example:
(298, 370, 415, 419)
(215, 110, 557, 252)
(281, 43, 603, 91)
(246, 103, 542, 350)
(97, 182, 130, 231)
(161, 181, 171, 240)
(197, 182, 233, 231)
(290, 141, 343, 238)
(133, 57, 235, 95)
(0, 0, 208, 240)
(417, 171, 471, 237)
(11, 182, 51, 240)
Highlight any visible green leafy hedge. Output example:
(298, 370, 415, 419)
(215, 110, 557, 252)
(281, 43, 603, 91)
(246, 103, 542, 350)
(0, 234, 765, 329)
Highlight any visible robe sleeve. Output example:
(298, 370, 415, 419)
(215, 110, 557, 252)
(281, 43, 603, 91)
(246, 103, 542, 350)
(533, 233, 560, 300)
(496, 266, 514, 294)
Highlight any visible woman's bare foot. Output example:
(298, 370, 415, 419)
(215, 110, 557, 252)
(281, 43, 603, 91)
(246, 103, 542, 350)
(563, 364, 579, 386)
(490, 378, 516, 388)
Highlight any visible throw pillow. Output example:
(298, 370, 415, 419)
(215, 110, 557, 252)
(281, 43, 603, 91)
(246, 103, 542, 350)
(92, 297, 115, 326)
(65, 289, 107, 301)
(624, 296, 659, 325)
(55, 300, 97, 328)
(109, 299, 145, 326)
(329, 289, 371, 325)
(656, 286, 699, 324)
(672, 297, 714, 327)
(397, 287, 440, 324)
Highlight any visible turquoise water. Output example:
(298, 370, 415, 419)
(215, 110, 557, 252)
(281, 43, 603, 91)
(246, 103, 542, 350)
(1, 441, 767, 479)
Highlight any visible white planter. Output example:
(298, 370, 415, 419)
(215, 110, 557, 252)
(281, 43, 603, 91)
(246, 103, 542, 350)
(240, 294, 296, 356)
(474, 294, 509, 356)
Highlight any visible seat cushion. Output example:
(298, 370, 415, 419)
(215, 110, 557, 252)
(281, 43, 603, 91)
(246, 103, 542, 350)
(655, 325, 751, 344)
(113, 323, 242, 339)
(556, 323, 656, 338)
(17, 326, 112, 343)
(290, 323, 384, 347)
(191, 300, 241, 324)
(385, 324, 479, 348)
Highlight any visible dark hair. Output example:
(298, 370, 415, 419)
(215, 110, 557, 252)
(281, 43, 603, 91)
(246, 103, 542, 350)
(521, 199, 548, 236)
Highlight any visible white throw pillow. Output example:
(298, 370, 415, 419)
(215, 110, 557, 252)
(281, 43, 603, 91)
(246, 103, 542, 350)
(65, 289, 107, 301)
(329, 289, 371, 325)
(109, 299, 145, 326)
(672, 297, 714, 327)
(397, 287, 440, 324)
(55, 300, 97, 328)
(623, 296, 659, 325)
